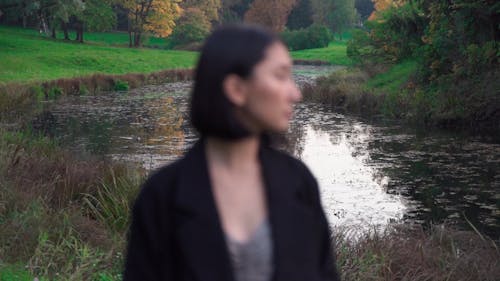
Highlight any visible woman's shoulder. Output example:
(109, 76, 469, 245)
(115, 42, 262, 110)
(261, 146, 315, 180)
(134, 158, 184, 208)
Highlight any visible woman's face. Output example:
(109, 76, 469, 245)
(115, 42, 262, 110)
(234, 42, 301, 133)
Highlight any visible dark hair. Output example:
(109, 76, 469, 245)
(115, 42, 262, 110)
(190, 24, 281, 139)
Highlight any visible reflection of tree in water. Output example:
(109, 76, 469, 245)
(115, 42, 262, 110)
(140, 96, 185, 158)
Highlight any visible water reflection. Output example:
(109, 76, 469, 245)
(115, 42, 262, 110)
(30, 65, 499, 238)
(297, 125, 407, 230)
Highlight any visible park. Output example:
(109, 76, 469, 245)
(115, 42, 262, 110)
(0, 1, 499, 280)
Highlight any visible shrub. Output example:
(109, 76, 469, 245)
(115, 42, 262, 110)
(47, 86, 63, 100)
(281, 24, 332, 51)
(113, 80, 129, 92)
(0, 84, 42, 124)
(79, 83, 89, 96)
(170, 8, 211, 49)
(84, 168, 142, 234)
(347, 2, 426, 64)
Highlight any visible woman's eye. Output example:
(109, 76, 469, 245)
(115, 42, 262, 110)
(275, 73, 289, 80)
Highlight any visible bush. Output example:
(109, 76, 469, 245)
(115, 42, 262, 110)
(347, 2, 426, 64)
(113, 80, 129, 91)
(281, 24, 332, 51)
(47, 86, 63, 100)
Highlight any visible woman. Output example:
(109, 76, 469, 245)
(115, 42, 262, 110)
(123, 24, 340, 281)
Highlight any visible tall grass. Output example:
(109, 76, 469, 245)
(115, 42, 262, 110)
(1, 128, 498, 280)
(335, 224, 500, 281)
(83, 169, 142, 235)
(301, 68, 383, 116)
(0, 129, 143, 280)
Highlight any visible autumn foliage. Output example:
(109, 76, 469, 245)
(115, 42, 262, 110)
(368, 0, 405, 20)
(119, 0, 182, 47)
(244, 0, 298, 32)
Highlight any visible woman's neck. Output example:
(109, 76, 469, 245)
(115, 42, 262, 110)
(205, 135, 260, 169)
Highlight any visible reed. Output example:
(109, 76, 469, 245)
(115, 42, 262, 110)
(334, 224, 500, 281)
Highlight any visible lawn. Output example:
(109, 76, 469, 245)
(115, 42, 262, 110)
(0, 25, 351, 84)
(365, 59, 418, 94)
(0, 26, 197, 83)
(0, 25, 171, 48)
(291, 41, 352, 66)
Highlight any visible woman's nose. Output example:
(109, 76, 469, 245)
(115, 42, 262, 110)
(290, 82, 302, 103)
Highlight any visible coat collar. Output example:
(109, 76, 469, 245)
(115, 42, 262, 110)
(174, 138, 305, 281)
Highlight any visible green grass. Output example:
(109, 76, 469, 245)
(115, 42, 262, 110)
(0, 264, 37, 281)
(291, 41, 352, 66)
(0, 25, 197, 83)
(365, 59, 418, 94)
(0, 24, 351, 84)
(0, 25, 171, 48)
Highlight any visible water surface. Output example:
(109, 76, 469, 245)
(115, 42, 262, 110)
(33, 65, 500, 238)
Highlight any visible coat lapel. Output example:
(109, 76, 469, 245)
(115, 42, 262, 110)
(175, 139, 235, 281)
(173, 138, 315, 281)
(259, 145, 318, 280)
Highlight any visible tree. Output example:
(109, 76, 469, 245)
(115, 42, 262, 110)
(355, 0, 374, 22)
(118, 0, 182, 47)
(170, 7, 211, 47)
(286, 0, 313, 30)
(219, 0, 252, 23)
(53, 0, 84, 40)
(311, 0, 357, 38)
(182, 0, 221, 23)
(368, 0, 405, 20)
(0, 0, 38, 27)
(220, 0, 252, 22)
(244, 0, 297, 32)
(72, 0, 116, 42)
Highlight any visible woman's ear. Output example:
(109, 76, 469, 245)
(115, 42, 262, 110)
(223, 74, 247, 106)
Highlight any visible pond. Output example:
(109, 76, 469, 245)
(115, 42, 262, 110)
(33, 65, 500, 238)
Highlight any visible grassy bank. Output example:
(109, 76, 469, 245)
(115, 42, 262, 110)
(0, 129, 144, 280)
(0, 25, 351, 85)
(303, 60, 500, 131)
(0, 127, 498, 280)
(0, 26, 196, 83)
(291, 41, 352, 66)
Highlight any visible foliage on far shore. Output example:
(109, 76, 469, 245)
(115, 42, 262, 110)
(307, 0, 499, 131)
(281, 24, 332, 51)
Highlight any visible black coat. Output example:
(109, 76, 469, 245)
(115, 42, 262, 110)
(123, 139, 340, 281)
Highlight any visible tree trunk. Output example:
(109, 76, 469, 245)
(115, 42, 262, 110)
(51, 26, 56, 39)
(39, 14, 49, 35)
(134, 32, 141, 47)
(22, 14, 27, 28)
(78, 28, 84, 43)
(75, 21, 84, 43)
(128, 18, 133, 47)
(61, 20, 69, 40)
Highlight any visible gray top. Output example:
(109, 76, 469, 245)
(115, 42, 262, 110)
(226, 218, 274, 281)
